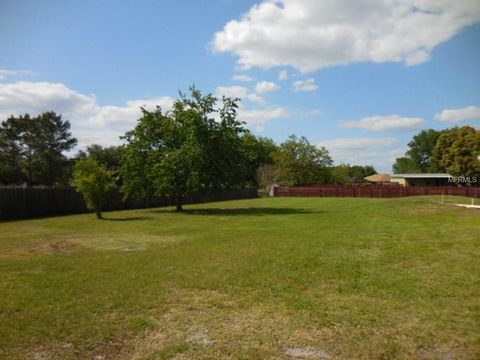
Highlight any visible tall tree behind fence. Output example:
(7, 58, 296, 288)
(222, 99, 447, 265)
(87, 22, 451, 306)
(0, 187, 257, 221)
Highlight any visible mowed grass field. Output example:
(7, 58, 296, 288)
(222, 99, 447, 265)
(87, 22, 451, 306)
(0, 197, 479, 359)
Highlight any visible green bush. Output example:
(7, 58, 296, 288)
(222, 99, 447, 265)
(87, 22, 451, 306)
(73, 159, 111, 218)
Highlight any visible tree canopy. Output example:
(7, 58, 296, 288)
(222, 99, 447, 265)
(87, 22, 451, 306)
(432, 126, 480, 177)
(393, 126, 480, 179)
(0, 112, 77, 185)
(75, 144, 125, 185)
(74, 159, 112, 218)
(329, 164, 376, 184)
(120, 87, 249, 211)
(392, 129, 446, 174)
(272, 135, 332, 186)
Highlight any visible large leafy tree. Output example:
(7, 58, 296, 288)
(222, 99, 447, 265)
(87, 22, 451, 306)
(432, 126, 480, 177)
(273, 135, 332, 186)
(0, 112, 77, 185)
(0, 116, 24, 184)
(34, 112, 78, 185)
(393, 129, 446, 173)
(121, 87, 248, 211)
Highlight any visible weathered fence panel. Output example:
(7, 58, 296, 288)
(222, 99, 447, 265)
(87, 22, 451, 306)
(274, 185, 480, 199)
(0, 187, 258, 221)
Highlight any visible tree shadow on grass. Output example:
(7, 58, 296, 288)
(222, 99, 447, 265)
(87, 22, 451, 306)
(152, 207, 323, 217)
(101, 216, 153, 221)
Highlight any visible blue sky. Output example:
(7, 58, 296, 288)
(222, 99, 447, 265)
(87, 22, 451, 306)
(1, 0, 479, 172)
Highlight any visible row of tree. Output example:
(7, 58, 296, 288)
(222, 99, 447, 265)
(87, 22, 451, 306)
(0, 112, 77, 186)
(0, 88, 380, 216)
(393, 126, 480, 177)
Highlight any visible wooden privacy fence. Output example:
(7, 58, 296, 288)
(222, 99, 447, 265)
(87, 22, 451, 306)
(274, 185, 480, 199)
(0, 187, 258, 221)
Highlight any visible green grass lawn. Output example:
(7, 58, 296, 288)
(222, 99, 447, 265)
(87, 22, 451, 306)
(0, 196, 479, 359)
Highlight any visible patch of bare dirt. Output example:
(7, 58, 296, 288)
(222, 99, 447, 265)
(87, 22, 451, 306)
(28, 236, 81, 255)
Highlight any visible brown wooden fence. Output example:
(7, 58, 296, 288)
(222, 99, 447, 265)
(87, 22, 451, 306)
(274, 185, 480, 198)
(0, 187, 258, 221)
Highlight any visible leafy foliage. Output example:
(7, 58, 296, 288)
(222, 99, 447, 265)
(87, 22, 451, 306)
(0, 112, 77, 185)
(120, 87, 249, 211)
(272, 135, 332, 186)
(242, 133, 277, 185)
(75, 144, 125, 185)
(73, 159, 112, 218)
(393, 129, 446, 174)
(392, 157, 421, 174)
(329, 164, 376, 184)
(433, 126, 480, 177)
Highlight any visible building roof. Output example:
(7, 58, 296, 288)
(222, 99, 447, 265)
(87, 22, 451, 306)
(390, 173, 452, 179)
(364, 173, 391, 182)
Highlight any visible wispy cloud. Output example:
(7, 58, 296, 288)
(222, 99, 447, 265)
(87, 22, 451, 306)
(339, 115, 424, 132)
(0, 69, 34, 80)
(292, 78, 318, 92)
(215, 85, 264, 103)
(232, 74, 254, 82)
(278, 69, 288, 81)
(255, 81, 280, 94)
(238, 107, 290, 131)
(317, 137, 403, 171)
(434, 105, 480, 122)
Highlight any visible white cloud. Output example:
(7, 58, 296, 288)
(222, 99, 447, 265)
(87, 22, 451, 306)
(0, 81, 97, 123)
(0, 81, 174, 149)
(215, 85, 264, 103)
(232, 74, 254, 82)
(216, 85, 249, 99)
(238, 107, 290, 131)
(0, 81, 289, 149)
(0, 69, 34, 80)
(317, 137, 403, 171)
(434, 105, 480, 122)
(246, 93, 265, 104)
(319, 137, 397, 150)
(278, 69, 288, 80)
(212, 0, 480, 72)
(255, 81, 280, 94)
(339, 115, 424, 132)
(292, 78, 318, 92)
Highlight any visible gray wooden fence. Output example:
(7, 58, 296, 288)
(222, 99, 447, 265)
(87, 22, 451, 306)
(0, 187, 258, 221)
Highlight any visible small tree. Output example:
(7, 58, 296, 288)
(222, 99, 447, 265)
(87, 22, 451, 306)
(74, 159, 111, 219)
(256, 164, 278, 194)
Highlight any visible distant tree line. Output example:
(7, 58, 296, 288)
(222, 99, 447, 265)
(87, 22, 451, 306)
(393, 126, 480, 177)
(0, 87, 381, 215)
(0, 112, 77, 186)
(7, 92, 473, 214)
(6, 90, 478, 214)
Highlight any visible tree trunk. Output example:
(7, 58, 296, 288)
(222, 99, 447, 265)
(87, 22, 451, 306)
(95, 202, 103, 219)
(175, 196, 183, 212)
